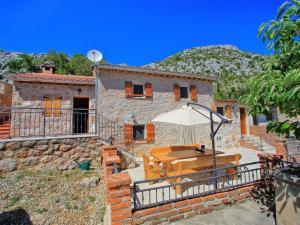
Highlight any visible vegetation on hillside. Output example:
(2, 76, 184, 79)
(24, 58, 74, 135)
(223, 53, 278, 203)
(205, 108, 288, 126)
(240, 0, 300, 139)
(7, 51, 106, 76)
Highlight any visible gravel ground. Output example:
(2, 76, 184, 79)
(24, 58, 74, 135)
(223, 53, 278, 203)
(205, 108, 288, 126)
(0, 168, 105, 225)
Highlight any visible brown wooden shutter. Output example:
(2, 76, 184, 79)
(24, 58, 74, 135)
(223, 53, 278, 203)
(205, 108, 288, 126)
(53, 96, 62, 117)
(190, 85, 197, 101)
(211, 102, 217, 113)
(146, 123, 155, 143)
(174, 84, 180, 101)
(145, 83, 152, 98)
(44, 96, 52, 117)
(225, 105, 232, 119)
(124, 124, 133, 145)
(125, 81, 133, 98)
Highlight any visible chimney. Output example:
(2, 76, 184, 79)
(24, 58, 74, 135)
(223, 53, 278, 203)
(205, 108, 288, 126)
(41, 61, 55, 74)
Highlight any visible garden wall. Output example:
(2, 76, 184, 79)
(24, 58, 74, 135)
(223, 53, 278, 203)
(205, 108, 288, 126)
(0, 135, 102, 172)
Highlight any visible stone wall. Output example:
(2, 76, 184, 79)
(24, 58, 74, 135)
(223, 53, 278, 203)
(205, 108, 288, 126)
(13, 82, 95, 109)
(0, 135, 102, 172)
(98, 71, 240, 156)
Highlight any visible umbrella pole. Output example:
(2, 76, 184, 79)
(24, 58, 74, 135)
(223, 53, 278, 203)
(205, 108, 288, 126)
(210, 111, 218, 190)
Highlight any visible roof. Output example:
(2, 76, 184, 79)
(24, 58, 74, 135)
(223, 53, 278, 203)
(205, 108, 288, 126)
(12, 73, 95, 85)
(96, 64, 217, 82)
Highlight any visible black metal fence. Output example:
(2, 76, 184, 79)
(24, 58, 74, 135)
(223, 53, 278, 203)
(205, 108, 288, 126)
(0, 107, 97, 139)
(132, 161, 267, 210)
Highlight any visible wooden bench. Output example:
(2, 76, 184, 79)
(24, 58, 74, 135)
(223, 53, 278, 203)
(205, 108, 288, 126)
(167, 154, 241, 194)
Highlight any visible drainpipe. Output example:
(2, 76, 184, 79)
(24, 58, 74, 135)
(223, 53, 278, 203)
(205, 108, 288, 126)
(93, 65, 99, 135)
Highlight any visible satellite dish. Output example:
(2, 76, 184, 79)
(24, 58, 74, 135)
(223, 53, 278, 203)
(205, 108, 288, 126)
(87, 49, 103, 63)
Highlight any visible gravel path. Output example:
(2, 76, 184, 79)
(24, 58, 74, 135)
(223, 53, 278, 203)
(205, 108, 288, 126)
(0, 168, 105, 225)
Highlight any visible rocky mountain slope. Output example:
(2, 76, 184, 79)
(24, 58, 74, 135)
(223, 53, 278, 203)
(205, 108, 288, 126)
(0, 50, 44, 81)
(145, 45, 266, 76)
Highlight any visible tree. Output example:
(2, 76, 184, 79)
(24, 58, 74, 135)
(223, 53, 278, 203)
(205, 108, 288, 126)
(7, 54, 44, 74)
(45, 50, 70, 74)
(68, 54, 93, 76)
(213, 72, 248, 100)
(240, 0, 300, 139)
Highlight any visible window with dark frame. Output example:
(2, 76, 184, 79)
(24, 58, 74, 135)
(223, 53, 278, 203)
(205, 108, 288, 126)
(180, 87, 188, 98)
(217, 107, 224, 116)
(133, 84, 144, 97)
(133, 125, 145, 141)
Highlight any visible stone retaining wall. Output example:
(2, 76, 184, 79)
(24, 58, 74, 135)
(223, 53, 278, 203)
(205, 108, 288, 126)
(0, 135, 102, 172)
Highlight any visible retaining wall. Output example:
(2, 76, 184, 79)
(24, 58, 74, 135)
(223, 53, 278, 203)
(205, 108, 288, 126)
(0, 135, 102, 172)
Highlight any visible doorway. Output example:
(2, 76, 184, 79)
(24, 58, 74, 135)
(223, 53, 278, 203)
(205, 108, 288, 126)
(73, 97, 89, 134)
(240, 107, 247, 135)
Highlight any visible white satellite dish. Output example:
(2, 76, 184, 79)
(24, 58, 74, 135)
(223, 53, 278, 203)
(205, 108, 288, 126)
(87, 49, 103, 63)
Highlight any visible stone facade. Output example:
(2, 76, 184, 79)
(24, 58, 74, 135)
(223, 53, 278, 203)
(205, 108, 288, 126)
(10, 81, 96, 137)
(0, 82, 12, 107)
(97, 69, 241, 155)
(0, 136, 102, 172)
(13, 82, 95, 109)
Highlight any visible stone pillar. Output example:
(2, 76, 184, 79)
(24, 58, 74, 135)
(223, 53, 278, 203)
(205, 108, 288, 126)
(107, 173, 132, 225)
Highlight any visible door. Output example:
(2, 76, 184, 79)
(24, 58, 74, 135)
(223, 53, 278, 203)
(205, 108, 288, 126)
(73, 97, 89, 134)
(240, 107, 247, 135)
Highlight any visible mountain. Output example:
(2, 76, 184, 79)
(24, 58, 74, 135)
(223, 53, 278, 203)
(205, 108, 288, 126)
(145, 45, 266, 76)
(0, 50, 45, 81)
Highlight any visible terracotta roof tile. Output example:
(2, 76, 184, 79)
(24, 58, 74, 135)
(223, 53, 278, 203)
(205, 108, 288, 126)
(12, 73, 95, 85)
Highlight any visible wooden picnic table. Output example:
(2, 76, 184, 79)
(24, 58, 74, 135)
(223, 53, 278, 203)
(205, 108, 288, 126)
(151, 149, 224, 163)
(151, 149, 224, 172)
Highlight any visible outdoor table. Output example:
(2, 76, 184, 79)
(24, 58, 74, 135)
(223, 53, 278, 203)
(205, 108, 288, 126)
(151, 149, 224, 173)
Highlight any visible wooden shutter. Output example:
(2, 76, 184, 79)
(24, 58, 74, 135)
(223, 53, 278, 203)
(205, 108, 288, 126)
(211, 102, 217, 113)
(125, 81, 133, 98)
(146, 123, 155, 143)
(225, 105, 232, 119)
(174, 84, 180, 101)
(145, 83, 152, 98)
(190, 85, 197, 101)
(44, 96, 52, 117)
(124, 124, 133, 145)
(53, 96, 62, 117)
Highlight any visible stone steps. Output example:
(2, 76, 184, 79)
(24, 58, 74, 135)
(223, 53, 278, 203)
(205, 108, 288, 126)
(241, 134, 276, 153)
(0, 121, 11, 138)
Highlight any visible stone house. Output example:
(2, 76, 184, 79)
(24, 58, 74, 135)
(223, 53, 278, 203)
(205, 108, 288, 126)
(9, 64, 96, 137)
(96, 65, 242, 155)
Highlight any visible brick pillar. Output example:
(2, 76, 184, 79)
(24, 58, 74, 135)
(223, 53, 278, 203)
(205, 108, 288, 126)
(107, 173, 132, 225)
(102, 145, 121, 204)
(274, 139, 287, 160)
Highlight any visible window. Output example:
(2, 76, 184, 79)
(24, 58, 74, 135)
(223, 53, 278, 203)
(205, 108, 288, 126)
(133, 125, 145, 141)
(180, 87, 188, 98)
(133, 84, 144, 97)
(43, 95, 62, 117)
(217, 107, 224, 116)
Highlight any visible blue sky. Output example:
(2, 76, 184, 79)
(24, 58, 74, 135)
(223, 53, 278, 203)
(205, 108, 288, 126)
(0, 0, 283, 65)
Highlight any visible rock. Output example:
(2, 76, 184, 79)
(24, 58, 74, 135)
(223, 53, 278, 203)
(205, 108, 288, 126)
(80, 176, 99, 188)
(21, 140, 36, 148)
(43, 147, 54, 155)
(22, 156, 38, 166)
(0, 142, 6, 151)
(28, 149, 42, 156)
(60, 144, 72, 152)
(40, 155, 53, 163)
(37, 145, 49, 151)
(54, 157, 65, 166)
(0, 158, 17, 171)
(80, 143, 87, 148)
(5, 141, 20, 150)
(4, 151, 14, 158)
(87, 144, 95, 150)
(16, 149, 28, 158)
(67, 161, 78, 170)
(62, 139, 74, 145)
(38, 140, 49, 145)
(53, 144, 60, 151)
(53, 151, 63, 157)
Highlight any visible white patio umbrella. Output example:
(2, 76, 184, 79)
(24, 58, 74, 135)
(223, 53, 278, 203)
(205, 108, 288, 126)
(152, 102, 231, 189)
(152, 105, 229, 126)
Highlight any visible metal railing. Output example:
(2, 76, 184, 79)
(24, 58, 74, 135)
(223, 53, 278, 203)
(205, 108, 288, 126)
(285, 139, 300, 163)
(0, 107, 97, 139)
(132, 161, 267, 210)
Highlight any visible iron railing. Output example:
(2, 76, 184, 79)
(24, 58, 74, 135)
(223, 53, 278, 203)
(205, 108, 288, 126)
(132, 161, 267, 210)
(0, 107, 97, 139)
